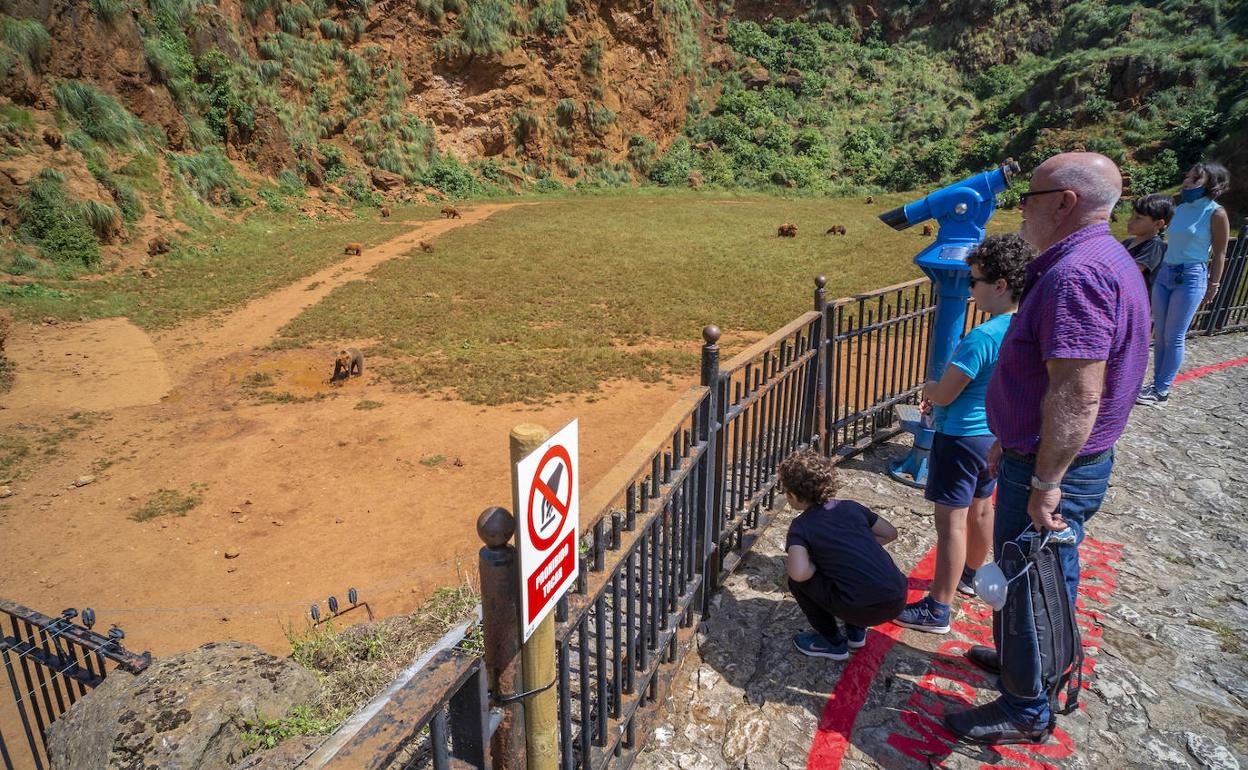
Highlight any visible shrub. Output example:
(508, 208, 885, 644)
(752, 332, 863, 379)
(649, 138, 694, 186)
(81, 199, 121, 240)
(581, 39, 603, 77)
(437, 0, 518, 56)
(17, 169, 101, 268)
(340, 171, 382, 206)
(168, 147, 248, 206)
(586, 101, 616, 137)
(627, 134, 657, 175)
(555, 98, 576, 122)
(530, 0, 567, 35)
(52, 80, 148, 148)
(0, 16, 51, 72)
(509, 108, 540, 148)
(90, 0, 129, 23)
(243, 0, 281, 22)
(199, 51, 256, 142)
(419, 155, 485, 198)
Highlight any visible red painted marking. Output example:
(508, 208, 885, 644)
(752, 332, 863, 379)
(805, 547, 937, 768)
(1173, 355, 1248, 384)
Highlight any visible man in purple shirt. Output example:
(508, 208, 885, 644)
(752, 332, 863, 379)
(944, 153, 1150, 744)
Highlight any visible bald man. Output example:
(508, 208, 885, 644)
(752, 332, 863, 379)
(944, 153, 1150, 744)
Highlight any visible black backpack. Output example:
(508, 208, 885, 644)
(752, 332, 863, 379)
(995, 533, 1084, 717)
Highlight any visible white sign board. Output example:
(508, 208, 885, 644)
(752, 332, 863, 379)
(515, 419, 580, 642)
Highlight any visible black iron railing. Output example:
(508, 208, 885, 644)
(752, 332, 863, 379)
(1192, 219, 1248, 335)
(1, 601, 150, 770)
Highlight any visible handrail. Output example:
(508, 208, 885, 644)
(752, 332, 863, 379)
(720, 310, 821, 374)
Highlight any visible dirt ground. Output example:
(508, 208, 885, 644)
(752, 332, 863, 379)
(0, 203, 691, 658)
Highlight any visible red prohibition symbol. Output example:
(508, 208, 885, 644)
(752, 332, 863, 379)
(527, 444, 573, 551)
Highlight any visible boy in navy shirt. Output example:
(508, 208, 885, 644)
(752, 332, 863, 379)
(780, 449, 907, 659)
(1121, 193, 1173, 293)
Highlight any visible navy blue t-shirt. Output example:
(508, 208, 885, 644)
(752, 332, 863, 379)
(785, 499, 906, 606)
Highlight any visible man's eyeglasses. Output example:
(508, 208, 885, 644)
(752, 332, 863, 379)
(1018, 188, 1069, 204)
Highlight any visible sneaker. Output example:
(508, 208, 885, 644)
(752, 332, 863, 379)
(965, 645, 1001, 675)
(943, 699, 1053, 745)
(894, 596, 952, 634)
(957, 566, 978, 598)
(1136, 385, 1169, 407)
(845, 625, 867, 649)
(793, 630, 849, 660)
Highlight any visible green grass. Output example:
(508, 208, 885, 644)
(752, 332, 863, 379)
(240, 705, 340, 756)
(0, 214, 410, 329)
(131, 485, 204, 521)
(1, 413, 101, 481)
(420, 454, 447, 467)
(273, 191, 1007, 403)
(0, 15, 50, 71)
(52, 80, 149, 148)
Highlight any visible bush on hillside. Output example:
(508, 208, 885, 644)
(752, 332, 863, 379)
(0, 15, 51, 72)
(168, 147, 248, 206)
(420, 156, 487, 198)
(436, 0, 519, 56)
(17, 169, 101, 268)
(89, 0, 129, 23)
(52, 80, 149, 148)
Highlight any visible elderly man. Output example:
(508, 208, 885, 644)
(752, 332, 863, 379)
(943, 153, 1151, 744)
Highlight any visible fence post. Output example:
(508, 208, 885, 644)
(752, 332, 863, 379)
(478, 505, 525, 770)
(812, 275, 828, 452)
(696, 325, 720, 616)
(510, 424, 559, 770)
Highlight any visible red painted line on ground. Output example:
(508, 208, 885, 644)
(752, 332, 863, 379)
(1173, 355, 1248, 384)
(805, 546, 937, 769)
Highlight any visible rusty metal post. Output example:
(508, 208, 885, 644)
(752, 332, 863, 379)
(478, 505, 525, 770)
(510, 424, 559, 770)
(813, 275, 828, 452)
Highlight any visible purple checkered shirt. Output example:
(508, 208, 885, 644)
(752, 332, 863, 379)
(986, 223, 1150, 456)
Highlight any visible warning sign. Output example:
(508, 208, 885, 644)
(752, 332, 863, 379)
(516, 420, 580, 641)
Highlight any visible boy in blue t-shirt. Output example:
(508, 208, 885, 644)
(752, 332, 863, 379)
(779, 449, 907, 660)
(895, 234, 1032, 633)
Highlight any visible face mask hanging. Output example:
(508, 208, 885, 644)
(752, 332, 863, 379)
(974, 528, 1072, 611)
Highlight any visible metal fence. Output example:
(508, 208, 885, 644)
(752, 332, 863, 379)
(1191, 219, 1248, 335)
(0, 601, 150, 770)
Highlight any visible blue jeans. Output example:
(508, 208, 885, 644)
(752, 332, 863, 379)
(1150, 262, 1208, 393)
(992, 452, 1113, 728)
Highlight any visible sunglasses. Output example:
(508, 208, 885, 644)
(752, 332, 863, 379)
(1018, 188, 1069, 203)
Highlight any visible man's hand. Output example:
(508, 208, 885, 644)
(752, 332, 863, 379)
(986, 440, 1002, 479)
(1027, 486, 1067, 531)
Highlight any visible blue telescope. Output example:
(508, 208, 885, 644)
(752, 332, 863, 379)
(878, 160, 1020, 487)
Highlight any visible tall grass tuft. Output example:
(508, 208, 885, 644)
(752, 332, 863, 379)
(89, 0, 129, 23)
(436, 0, 518, 56)
(81, 199, 122, 240)
(52, 80, 148, 148)
(1, 15, 51, 71)
(168, 147, 248, 206)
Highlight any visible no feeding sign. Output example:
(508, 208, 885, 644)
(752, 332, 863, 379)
(516, 419, 580, 642)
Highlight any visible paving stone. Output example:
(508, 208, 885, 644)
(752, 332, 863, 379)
(634, 333, 1248, 769)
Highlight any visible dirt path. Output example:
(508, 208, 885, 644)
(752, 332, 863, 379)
(0, 203, 691, 658)
(155, 203, 525, 382)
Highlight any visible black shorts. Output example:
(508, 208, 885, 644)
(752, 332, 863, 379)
(925, 432, 997, 508)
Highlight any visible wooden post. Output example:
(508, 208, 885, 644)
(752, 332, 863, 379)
(813, 275, 828, 452)
(510, 424, 559, 770)
(477, 505, 525, 770)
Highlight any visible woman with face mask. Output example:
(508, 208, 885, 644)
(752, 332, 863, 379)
(1137, 160, 1232, 406)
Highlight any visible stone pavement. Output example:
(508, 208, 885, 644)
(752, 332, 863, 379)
(635, 332, 1248, 770)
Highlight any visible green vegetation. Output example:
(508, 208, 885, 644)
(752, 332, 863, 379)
(168, 147, 249, 206)
(89, 0, 129, 23)
(131, 486, 205, 522)
(436, 0, 520, 56)
(16, 169, 102, 269)
(0, 412, 102, 481)
(52, 80, 150, 148)
(285, 582, 478, 729)
(241, 705, 339, 756)
(0, 15, 51, 72)
(274, 192, 1009, 404)
(0, 215, 406, 328)
(354, 399, 383, 410)
(420, 454, 447, 466)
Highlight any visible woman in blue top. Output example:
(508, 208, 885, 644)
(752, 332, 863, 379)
(1137, 161, 1232, 406)
(895, 234, 1031, 633)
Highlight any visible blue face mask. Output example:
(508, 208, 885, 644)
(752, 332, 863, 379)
(1182, 186, 1206, 203)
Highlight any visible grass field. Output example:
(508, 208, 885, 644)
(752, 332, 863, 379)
(1, 189, 1036, 403)
(0, 213, 422, 329)
(274, 191, 1025, 403)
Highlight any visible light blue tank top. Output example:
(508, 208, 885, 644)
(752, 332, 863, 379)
(1165, 197, 1222, 265)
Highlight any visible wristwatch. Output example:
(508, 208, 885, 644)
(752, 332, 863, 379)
(1031, 475, 1061, 492)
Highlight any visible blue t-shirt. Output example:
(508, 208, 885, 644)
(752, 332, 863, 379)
(934, 312, 1014, 437)
(1166, 197, 1221, 265)
(785, 500, 906, 607)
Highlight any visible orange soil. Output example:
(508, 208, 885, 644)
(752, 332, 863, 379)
(0, 204, 690, 658)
